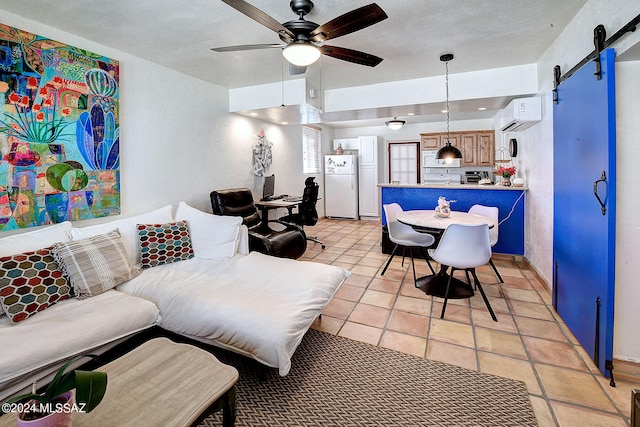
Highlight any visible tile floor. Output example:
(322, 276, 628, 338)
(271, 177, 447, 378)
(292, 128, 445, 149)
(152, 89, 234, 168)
(300, 218, 638, 427)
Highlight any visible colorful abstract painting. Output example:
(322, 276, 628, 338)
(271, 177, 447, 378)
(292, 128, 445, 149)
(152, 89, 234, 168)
(0, 23, 120, 231)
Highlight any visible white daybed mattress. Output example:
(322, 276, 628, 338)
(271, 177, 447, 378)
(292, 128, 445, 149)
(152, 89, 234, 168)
(0, 290, 160, 401)
(118, 251, 348, 375)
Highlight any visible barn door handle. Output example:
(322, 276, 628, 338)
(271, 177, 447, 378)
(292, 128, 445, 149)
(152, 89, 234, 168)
(593, 171, 607, 216)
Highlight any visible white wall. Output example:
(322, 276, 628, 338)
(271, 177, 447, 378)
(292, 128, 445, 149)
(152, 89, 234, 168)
(532, 0, 640, 362)
(612, 60, 640, 362)
(0, 11, 318, 230)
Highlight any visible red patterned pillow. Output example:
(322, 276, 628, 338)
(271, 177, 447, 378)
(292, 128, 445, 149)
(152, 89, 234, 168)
(0, 247, 71, 323)
(137, 221, 194, 269)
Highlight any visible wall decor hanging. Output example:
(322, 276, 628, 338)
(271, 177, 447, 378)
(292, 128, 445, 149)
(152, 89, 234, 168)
(0, 23, 120, 231)
(252, 129, 272, 177)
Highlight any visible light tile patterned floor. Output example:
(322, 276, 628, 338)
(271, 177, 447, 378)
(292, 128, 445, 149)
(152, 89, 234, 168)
(301, 218, 638, 427)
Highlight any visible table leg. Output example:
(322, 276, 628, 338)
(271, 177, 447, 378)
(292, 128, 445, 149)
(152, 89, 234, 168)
(256, 206, 277, 233)
(222, 386, 237, 427)
(415, 264, 474, 299)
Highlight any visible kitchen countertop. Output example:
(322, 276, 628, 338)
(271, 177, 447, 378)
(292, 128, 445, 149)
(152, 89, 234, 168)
(378, 183, 527, 190)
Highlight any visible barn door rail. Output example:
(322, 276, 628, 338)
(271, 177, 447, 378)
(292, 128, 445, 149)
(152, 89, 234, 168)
(553, 12, 640, 104)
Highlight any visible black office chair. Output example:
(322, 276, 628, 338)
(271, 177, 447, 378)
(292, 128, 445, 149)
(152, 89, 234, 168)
(210, 188, 307, 259)
(280, 177, 326, 249)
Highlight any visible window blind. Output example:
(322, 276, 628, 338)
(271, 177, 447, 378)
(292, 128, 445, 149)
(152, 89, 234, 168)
(302, 125, 321, 174)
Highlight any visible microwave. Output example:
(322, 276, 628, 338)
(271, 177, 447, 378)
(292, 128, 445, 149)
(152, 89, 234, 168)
(422, 150, 461, 168)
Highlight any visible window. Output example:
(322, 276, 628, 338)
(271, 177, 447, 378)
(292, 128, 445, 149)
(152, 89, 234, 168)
(388, 142, 420, 184)
(302, 125, 321, 174)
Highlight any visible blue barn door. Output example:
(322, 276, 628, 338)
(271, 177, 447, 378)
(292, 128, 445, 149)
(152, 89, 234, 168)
(553, 48, 616, 377)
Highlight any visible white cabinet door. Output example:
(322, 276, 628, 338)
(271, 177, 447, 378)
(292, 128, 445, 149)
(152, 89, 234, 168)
(358, 165, 379, 217)
(358, 136, 378, 166)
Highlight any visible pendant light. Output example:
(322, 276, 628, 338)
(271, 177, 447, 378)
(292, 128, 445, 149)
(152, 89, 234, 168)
(385, 117, 405, 130)
(436, 53, 462, 161)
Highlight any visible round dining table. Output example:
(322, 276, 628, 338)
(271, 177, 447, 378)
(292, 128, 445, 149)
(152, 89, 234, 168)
(395, 209, 496, 299)
(395, 209, 495, 231)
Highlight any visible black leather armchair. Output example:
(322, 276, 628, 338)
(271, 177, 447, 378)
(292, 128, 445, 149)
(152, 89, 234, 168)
(210, 188, 307, 259)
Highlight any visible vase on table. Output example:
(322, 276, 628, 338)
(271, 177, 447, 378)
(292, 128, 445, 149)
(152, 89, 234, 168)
(435, 206, 451, 218)
(502, 176, 512, 186)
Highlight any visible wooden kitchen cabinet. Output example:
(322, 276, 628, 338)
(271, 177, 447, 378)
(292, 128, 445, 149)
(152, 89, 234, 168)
(420, 130, 494, 166)
(420, 133, 461, 150)
(421, 134, 441, 149)
(476, 132, 494, 165)
(460, 133, 477, 165)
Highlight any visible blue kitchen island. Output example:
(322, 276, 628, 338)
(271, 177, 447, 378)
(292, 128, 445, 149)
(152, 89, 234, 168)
(380, 184, 526, 255)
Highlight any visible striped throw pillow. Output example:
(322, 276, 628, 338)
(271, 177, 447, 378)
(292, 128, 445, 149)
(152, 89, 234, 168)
(53, 229, 139, 298)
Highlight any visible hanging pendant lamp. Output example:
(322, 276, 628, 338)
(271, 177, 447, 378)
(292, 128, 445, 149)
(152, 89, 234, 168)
(385, 117, 405, 130)
(436, 53, 462, 161)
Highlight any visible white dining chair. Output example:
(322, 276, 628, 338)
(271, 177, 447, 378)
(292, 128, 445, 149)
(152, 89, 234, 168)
(381, 203, 436, 285)
(468, 204, 504, 283)
(428, 223, 497, 321)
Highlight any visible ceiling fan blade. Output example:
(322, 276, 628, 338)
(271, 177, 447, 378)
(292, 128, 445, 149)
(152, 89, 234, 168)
(211, 43, 284, 52)
(289, 64, 307, 75)
(310, 3, 388, 42)
(221, 0, 295, 40)
(319, 45, 383, 67)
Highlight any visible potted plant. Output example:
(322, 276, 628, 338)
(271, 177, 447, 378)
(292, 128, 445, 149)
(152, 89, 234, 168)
(494, 165, 517, 186)
(2, 355, 107, 426)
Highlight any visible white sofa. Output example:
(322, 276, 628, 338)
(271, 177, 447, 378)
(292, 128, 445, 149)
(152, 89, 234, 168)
(0, 202, 348, 401)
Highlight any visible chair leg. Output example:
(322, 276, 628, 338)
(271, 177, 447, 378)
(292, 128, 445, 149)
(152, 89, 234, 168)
(489, 258, 504, 283)
(307, 236, 326, 249)
(465, 270, 474, 289)
(418, 247, 436, 275)
(410, 250, 418, 287)
(401, 247, 407, 267)
(471, 269, 497, 322)
(381, 244, 399, 276)
(440, 268, 455, 319)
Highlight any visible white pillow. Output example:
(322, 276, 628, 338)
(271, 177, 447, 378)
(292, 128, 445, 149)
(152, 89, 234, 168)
(174, 201, 242, 260)
(68, 205, 173, 266)
(0, 221, 72, 257)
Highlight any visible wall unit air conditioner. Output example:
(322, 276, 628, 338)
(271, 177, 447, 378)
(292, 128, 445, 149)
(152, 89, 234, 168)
(498, 96, 542, 132)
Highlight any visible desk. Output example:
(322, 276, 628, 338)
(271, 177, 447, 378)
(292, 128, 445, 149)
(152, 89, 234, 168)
(254, 198, 301, 231)
(395, 210, 495, 299)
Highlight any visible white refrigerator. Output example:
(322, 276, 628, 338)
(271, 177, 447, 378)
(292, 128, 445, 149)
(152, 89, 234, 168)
(324, 154, 359, 219)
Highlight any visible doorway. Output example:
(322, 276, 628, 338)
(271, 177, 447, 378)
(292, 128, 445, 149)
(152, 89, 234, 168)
(388, 142, 420, 184)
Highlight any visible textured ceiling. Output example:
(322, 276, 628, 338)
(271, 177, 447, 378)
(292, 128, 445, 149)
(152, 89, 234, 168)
(0, 0, 589, 126)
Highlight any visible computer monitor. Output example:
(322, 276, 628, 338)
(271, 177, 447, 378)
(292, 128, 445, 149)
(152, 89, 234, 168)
(262, 175, 275, 199)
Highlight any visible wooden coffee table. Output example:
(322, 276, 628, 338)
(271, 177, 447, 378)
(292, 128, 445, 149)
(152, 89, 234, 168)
(1, 338, 239, 427)
(78, 337, 239, 426)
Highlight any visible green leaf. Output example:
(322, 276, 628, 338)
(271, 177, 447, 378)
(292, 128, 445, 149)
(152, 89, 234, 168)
(74, 370, 107, 413)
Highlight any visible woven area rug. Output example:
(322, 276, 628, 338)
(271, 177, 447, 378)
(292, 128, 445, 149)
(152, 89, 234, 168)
(200, 329, 537, 426)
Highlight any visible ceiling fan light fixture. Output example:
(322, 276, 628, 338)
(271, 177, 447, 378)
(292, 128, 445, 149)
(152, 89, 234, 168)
(385, 117, 405, 130)
(282, 42, 321, 66)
